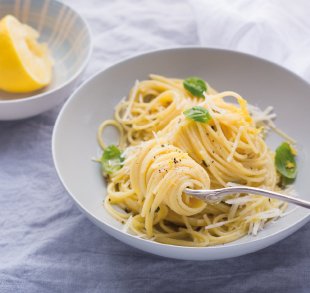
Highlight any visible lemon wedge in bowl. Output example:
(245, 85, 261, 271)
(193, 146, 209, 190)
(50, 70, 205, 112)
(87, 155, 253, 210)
(0, 15, 53, 93)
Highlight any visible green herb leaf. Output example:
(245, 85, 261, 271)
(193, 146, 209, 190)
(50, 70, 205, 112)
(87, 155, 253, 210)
(275, 142, 297, 180)
(183, 77, 207, 98)
(279, 176, 295, 189)
(101, 145, 124, 175)
(183, 106, 212, 123)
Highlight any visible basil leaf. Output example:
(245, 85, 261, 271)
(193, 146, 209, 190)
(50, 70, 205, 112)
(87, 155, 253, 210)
(183, 106, 212, 123)
(183, 77, 207, 98)
(279, 176, 295, 189)
(275, 142, 297, 180)
(101, 145, 124, 175)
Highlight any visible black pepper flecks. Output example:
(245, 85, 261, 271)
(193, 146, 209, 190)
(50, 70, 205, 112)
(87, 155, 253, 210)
(173, 158, 180, 164)
(202, 160, 209, 168)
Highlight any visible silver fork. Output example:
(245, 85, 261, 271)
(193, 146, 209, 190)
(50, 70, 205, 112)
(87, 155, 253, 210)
(184, 186, 310, 209)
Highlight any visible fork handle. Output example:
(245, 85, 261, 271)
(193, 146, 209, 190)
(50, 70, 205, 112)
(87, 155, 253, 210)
(184, 186, 310, 209)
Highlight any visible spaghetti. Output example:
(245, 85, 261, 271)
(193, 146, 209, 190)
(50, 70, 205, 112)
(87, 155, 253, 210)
(97, 75, 292, 247)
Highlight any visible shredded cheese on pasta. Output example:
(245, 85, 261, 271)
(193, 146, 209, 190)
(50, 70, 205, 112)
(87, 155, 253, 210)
(97, 75, 294, 247)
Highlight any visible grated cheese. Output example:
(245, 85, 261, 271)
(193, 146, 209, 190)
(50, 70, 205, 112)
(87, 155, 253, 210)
(122, 215, 133, 233)
(248, 104, 276, 125)
(252, 221, 260, 235)
(205, 220, 232, 230)
(227, 126, 244, 162)
(248, 104, 296, 144)
(225, 195, 254, 205)
(245, 208, 282, 221)
(269, 121, 296, 144)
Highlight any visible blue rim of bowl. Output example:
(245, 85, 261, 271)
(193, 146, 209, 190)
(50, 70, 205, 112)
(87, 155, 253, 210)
(0, 0, 93, 104)
(52, 46, 310, 252)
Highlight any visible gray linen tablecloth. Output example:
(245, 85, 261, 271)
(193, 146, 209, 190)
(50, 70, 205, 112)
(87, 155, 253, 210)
(1, 0, 310, 292)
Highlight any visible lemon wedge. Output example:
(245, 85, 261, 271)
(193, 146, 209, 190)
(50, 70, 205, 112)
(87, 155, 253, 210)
(0, 15, 53, 93)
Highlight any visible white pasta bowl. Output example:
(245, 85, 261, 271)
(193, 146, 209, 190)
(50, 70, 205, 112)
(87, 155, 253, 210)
(0, 0, 92, 120)
(52, 48, 310, 260)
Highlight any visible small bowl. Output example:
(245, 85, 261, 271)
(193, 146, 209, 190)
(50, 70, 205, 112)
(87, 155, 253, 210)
(0, 0, 92, 120)
(52, 48, 310, 260)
